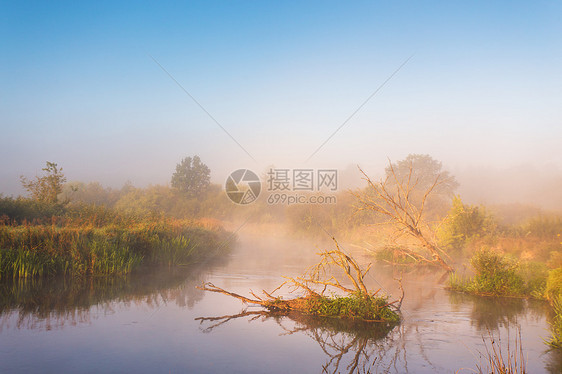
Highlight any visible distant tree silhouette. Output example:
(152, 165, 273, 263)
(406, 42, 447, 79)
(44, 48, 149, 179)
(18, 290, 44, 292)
(171, 155, 211, 198)
(385, 154, 458, 197)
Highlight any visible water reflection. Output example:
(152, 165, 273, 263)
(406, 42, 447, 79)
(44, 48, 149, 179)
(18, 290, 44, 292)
(1, 233, 561, 373)
(196, 309, 402, 374)
(0, 264, 214, 331)
(448, 292, 549, 330)
(546, 348, 562, 374)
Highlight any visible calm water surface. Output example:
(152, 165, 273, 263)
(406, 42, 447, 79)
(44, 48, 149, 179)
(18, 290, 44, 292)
(1, 233, 560, 373)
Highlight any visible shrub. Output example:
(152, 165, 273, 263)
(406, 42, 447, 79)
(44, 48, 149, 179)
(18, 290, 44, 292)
(469, 249, 524, 296)
(0, 196, 64, 224)
(517, 261, 548, 298)
(523, 216, 562, 239)
(546, 267, 562, 302)
(437, 196, 496, 252)
(449, 249, 528, 297)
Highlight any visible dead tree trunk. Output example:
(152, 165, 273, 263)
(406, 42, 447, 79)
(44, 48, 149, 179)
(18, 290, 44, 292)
(354, 161, 453, 272)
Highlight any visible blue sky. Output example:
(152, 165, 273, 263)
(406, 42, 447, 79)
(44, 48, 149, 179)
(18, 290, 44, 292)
(1, 1, 561, 197)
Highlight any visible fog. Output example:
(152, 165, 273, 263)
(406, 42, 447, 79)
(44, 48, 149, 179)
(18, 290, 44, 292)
(3, 153, 562, 213)
(2, 1, 561, 210)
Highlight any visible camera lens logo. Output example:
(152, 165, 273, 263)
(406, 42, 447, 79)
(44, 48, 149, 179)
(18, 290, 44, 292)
(225, 169, 261, 205)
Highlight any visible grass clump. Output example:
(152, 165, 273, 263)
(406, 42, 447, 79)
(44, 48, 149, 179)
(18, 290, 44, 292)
(449, 249, 547, 298)
(304, 293, 400, 323)
(545, 268, 562, 348)
(547, 296, 562, 349)
(545, 267, 562, 302)
(468, 248, 524, 296)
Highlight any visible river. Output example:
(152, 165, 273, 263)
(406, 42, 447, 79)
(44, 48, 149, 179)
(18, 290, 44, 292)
(1, 232, 560, 373)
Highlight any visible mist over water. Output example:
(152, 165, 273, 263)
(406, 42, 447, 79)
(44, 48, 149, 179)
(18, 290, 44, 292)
(1, 232, 559, 373)
(2, 2, 562, 373)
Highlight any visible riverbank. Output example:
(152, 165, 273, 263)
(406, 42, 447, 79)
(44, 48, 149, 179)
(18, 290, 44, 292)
(0, 214, 232, 279)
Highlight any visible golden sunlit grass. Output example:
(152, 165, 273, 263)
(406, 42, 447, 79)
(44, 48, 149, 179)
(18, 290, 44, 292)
(0, 215, 230, 279)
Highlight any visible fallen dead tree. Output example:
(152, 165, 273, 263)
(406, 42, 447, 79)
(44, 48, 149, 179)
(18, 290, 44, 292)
(353, 160, 454, 272)
(198, 238, 402, 323)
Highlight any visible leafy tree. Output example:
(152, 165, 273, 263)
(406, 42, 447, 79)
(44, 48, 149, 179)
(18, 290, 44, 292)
(171, 155, 211, 198)
(437, 196, 496, 251)
(385, 154, 459, 197)
(20, 162, 67, 204)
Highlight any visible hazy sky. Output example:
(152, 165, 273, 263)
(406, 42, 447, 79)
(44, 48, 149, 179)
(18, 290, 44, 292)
(1, 1, 561, 199)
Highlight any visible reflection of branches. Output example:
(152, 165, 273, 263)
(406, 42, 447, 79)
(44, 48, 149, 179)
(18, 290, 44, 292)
(196, 310, 403, 374)
(195, 310, 267, 333)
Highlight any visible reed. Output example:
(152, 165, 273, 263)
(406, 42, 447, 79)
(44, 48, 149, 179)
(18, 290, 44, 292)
(473, 329, 526, 374)
(0, 217, 230, 279)
(546, 296, 562, 348)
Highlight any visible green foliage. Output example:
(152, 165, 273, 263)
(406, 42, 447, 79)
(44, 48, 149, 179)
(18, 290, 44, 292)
(448, 272, 471, 292)
(547, 296, 562, 348)
(469, 249, 525, 296)
(304, 294, 400, 323)
(437, 196, 496, 251)
(20, 162, 67, 204)
(0, 216, 230, 279)
(548, 251, 562, 269)
(61, 181, 122, 207)
(113, 184, 235, 220)
(450, 250, 550, 298)
(546, 267, 562, 302)
(523, 216, 562, 239)
(0, 196, 65, 224)
(517, 261, 548, 298)
(448, 249, 544, 297)
(171, 155, 211, 198)
(374, 246, 418, 264)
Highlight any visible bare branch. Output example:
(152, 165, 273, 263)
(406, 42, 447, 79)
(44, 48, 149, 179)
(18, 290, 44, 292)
(355, 161, 453, 272)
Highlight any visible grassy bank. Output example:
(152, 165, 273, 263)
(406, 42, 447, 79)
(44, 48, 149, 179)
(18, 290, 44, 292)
(0, 215, 231, 279)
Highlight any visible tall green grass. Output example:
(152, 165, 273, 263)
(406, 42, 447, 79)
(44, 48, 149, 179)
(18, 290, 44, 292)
(448, 248, 547, 298)
(0, 218, 230, 279)
(547, 296, 562, 348)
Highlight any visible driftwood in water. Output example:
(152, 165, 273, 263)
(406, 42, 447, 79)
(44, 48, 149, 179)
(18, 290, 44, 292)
(198, 238, 403, 322)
